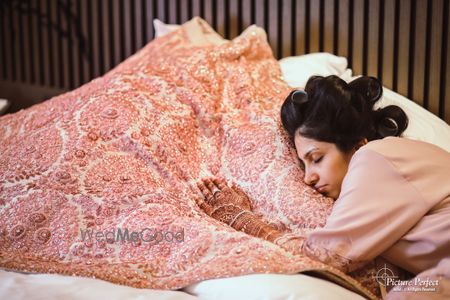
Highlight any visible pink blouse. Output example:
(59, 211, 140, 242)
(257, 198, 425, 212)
(304, 137, 450, 274)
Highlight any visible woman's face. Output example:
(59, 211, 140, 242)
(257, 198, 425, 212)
(294, 133, 360, 200)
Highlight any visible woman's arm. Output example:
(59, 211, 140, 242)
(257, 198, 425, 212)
(227, 209, 305, 255)
(303, 147, 434, 274)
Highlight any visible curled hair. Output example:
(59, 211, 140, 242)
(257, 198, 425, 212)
(280, 75, 408, 152)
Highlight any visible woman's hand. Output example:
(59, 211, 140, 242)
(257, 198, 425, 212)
(194, 177, 253, 226)
(193, 177, 305, 257)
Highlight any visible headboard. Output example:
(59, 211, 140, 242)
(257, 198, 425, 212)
(0, 0, 448, 123)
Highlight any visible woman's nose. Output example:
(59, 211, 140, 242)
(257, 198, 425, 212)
(304, 169, 319, 186)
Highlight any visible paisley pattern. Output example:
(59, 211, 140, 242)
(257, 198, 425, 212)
(0, 18, 378, 299)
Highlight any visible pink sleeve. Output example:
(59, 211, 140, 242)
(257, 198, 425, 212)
(303, 148, 430, 273)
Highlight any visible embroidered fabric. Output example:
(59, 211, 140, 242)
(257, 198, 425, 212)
(0, 17, 379, 299)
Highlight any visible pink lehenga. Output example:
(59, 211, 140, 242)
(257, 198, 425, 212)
(0, 17, 379, 299)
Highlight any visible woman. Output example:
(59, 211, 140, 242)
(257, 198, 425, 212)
(194, 75, 450, 295)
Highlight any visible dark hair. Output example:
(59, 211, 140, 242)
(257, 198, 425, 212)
(280, 75, 408, 153)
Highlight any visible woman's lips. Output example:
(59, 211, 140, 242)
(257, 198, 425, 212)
(315, 185, 328, 193)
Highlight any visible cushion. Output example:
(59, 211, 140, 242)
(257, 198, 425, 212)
(0, 17, 377, 299)
(279, 53, 353, 88)
(0, 98, 10, 115)
(153, 19, 180, 38)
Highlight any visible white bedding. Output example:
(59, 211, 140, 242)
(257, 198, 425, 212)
(0, 269, 199, 300)
(0, 269, 366, 300)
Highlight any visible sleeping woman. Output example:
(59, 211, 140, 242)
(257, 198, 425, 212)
(194, 75, 450, 292)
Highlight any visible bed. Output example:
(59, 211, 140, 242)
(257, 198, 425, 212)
(1, 2, 449, 300)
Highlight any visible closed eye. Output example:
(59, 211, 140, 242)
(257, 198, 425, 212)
(313, 157, 323, 164)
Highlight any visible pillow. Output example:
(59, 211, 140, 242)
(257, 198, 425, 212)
(153, 19, 180, 38)
(377, 86, 450, 152)
(0, 269, 199, 300)
(348, 76, 450, 152)
(184, 273, 366, 300)
(0, 98, 10, 115)
(279, 53, 353, 89)
(0, 17, 377, 299)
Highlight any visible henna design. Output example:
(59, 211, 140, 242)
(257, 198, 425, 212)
(194, 177, 305, 256)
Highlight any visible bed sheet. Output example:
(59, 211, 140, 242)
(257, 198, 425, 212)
(0, 269, 367, 300)
(0, 269, 199, 300)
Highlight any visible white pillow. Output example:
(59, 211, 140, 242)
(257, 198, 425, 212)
(377, 86, 450, 152)
(0, 269, 199, 300)
(183, 273, 366, 300)
(0, 98, 10, 115)
(279, 53, 353, 89)
(153, 19, 180, 38)
(345, 75, 450, 152)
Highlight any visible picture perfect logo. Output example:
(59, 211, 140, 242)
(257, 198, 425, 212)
(374, 264, 398, 286)
(79, 227, 184, 244)
(374, 264, 440, 293)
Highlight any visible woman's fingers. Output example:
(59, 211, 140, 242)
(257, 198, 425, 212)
(231, 183, 241, 194)
(193, 195, 213, 215)
(197, 180, 214, 202)
(196, 177, 233, 207)
(204, 178, 223, 206)
(204, 178, 219, 194)
(213, 178, 228, 190)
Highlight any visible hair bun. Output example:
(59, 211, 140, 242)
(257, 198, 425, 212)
(290, 90, 308, 104)
(281, 90, 310, 136)
(377, 117, 399, 137)
(348, 76, 383, 105)
(373, 105, 409, 138)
